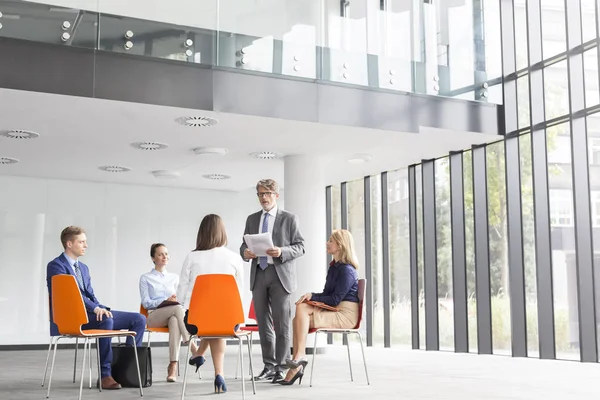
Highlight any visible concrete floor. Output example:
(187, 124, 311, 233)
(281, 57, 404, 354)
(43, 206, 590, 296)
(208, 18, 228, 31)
(0, 344, 599, 400)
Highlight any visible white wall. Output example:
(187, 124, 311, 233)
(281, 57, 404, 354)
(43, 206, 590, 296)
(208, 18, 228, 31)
(0, 175, 260, 345)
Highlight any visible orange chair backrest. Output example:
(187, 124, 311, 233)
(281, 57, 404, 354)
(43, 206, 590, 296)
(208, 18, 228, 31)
(187, 274, 244, 337)
(51, 274, 88, 335)
(354, 278, 367, 330)
(139, 304, 149, 318)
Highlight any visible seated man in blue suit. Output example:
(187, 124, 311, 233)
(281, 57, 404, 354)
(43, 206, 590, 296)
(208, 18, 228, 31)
(46, 226, 146, 390)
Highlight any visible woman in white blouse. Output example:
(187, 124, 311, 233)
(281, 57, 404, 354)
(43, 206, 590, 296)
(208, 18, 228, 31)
(139, 243, 199, 382)
(176, 214, 244, 393)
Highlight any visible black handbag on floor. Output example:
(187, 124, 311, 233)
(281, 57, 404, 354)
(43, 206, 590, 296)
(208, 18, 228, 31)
(111, 346, 153, 388)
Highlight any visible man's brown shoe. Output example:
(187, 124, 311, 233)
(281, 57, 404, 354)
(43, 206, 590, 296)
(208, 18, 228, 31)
(100, 376, 122, 390)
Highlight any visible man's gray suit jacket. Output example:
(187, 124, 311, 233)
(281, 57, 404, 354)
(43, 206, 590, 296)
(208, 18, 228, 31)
(240, 209, 305, 293)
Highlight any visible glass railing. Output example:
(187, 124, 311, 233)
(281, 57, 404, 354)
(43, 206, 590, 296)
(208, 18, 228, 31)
(0, 0, 503, 104)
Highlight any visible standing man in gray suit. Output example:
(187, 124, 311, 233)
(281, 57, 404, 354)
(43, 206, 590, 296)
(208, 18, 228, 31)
(240, 179, 305, 383)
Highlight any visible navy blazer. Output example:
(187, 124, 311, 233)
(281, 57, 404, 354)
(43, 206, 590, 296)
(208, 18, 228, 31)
(46, 253, 108, 336)
(310, 261, 359, 307)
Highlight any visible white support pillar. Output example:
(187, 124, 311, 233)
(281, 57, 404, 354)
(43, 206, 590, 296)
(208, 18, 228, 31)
(284, 155, 328, 300)
(283, 155, 328, 353)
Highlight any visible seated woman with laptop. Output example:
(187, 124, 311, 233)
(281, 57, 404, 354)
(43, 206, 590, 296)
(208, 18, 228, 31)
(279, 229, 360, 386)
(138, 243, 202, 383)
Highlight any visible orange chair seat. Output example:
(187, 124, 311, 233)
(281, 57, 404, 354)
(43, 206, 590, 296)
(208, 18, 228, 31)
(80, 329, 137, 337)
(146, 327, 170, 333)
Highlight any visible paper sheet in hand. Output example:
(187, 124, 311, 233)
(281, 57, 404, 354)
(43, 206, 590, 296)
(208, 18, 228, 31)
(243, 232, 274, 256)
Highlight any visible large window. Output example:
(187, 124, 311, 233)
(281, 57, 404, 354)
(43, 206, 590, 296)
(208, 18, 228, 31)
(435, 159, 453, 350)
(486, 142, 511, 354)
(325, 0, 600, 363)
(370, 175, 385, 346)
(388, 169, 411, 346)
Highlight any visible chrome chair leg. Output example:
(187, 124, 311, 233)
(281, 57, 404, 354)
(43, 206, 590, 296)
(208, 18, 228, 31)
(356, 331, 370, 385)
(42, 336, 56, 387)
(246, 334, 256, 394)
(239, 337, 245, 400)
(309, 331, 319, 387)
(72, 337, 79, 383)
(88, 339, 92, 389)
(131, 335, 143, 397)
(181, 335, 194, 400)
(248, 332, 254, 378)
(235, 338, 240, 380)
(46, 336, 64, 398)
(96, 338, 102, 392)
(345, 332, 354, 382)
(197, 338, 202, 380)
(78, 338, 88, 400)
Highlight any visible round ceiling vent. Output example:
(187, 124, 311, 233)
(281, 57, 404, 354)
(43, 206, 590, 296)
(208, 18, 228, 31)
(202, 174, 230, 180)
(0, 130, 40, 139)
(250, 151, 281, 160)
(0, 157, 19, 165)
(98, 165, 131, 173)
(131, 141, 169, 151)
(176, 116, 219, 127)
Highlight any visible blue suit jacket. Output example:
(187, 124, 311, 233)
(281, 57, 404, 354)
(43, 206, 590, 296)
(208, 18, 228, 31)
(46, 254, 109, 336)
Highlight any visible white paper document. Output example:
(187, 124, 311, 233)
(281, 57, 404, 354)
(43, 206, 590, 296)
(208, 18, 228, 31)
(243, 232, 274, 256)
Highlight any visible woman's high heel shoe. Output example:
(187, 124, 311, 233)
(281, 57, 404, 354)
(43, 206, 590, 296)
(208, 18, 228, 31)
(188, 355, 205, 373)
(167, 362, 177, 382)
(278, 367, 304, 386)
(214, 374, 227, 393)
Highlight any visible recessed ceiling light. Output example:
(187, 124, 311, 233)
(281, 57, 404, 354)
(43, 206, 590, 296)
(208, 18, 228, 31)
(348, 153, 373, 164)
(131, 141, 169, 151)
(0, 130, 40, 139)
(0, 157, 19, 165)
(250, 151, 281, 160)
(176, 116, 219, 127)
(152, 170, 181, 179)
(98, 165, 131, 173)
(193, 147, 228, 156)
(202, 174, 231, 180)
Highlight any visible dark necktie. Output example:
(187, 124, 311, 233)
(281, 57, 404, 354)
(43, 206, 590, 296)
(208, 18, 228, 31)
(259, 213, 269, 269)
(73, 261, 85, 290)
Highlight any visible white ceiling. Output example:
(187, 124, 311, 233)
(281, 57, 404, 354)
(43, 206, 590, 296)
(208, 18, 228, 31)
(0, 88, 500, 191)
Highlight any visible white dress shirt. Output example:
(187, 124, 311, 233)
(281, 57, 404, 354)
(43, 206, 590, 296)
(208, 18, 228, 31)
(259, 205, 278, 264)
(139, 268, 180, 310)
(176, 247, 245, 309)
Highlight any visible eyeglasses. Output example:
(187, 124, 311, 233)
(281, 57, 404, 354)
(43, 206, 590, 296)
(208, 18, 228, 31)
(257, 192, 275, 198)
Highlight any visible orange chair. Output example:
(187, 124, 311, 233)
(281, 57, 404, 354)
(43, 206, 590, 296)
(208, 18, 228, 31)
(235, 299, 259, 379)
(139, 304, 180, 376)
(47, 275, 144, 400)
(308, 278, 370, 386)
(42, 297, 86, 388)
(181, 274, 256, 400)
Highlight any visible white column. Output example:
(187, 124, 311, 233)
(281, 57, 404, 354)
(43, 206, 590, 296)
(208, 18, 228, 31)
(283, 155, 327, 305)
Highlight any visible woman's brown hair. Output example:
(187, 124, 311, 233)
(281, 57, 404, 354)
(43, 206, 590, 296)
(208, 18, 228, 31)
(194, 214, 228, 251)
(150, 243, 166, 258)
